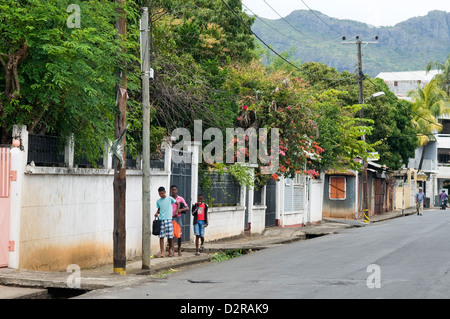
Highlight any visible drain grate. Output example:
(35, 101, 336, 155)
(43, 287, 90, 299)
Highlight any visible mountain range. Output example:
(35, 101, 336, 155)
(250, 9, 450, 77)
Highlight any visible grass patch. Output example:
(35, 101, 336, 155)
(150, 267, 178, 278)
(210, 249, 254, 262)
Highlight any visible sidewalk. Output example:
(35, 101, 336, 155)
(0, 207, 428, 299)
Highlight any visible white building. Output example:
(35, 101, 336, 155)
(376, 70, 441, 100)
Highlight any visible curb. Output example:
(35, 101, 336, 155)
(134, 254, 211, 276)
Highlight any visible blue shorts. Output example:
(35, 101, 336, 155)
(159, 219, 173, 238)
(194, 220, 205, 237)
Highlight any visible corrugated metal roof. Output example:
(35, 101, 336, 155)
(325, 169, 356, 176)
(376, 70, 441, 82)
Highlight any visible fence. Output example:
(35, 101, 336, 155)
(150, 151, 165, 170)
(253, 184, 263, 205)
(198, 171, 241, 206)
(27, 134, 64, 166)
(111, 149, 138, 169)
(27, 134, 139, 169)
(74, 148, 104, 168)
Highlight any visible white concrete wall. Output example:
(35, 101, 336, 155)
(282, 211, 305, 226)
(251, 206, 266, 234)
(18, 166, 169, 270)
(203, 206, 245, 241)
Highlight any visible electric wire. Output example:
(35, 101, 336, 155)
(260, 0, 347, 43)
(221, 0, 358, 83)
(244, 2, 357, 67)
(242, 3, 303, 43)
(299, 0, 341, 35)
(262, 0, 315, 41)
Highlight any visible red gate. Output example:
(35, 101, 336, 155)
(0, 147, 11, 267)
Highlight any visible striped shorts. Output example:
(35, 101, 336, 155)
(159, 219, 173, 238)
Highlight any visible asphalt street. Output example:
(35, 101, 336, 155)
(80, 208, 450, 299)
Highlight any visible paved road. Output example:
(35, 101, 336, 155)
(80, 208, 450, 299)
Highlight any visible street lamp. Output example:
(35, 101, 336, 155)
(364, 91, 385, 103)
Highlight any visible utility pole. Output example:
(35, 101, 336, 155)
(113, 0, 127, 276)
(140, 7, 151, 270)
(342, 36, 378, 223)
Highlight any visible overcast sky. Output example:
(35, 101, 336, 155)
(242, 0, 450, 27)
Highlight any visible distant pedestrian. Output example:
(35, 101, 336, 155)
(415, 187, 425, 216)
(155, 186, 179, 257)
(192, 195, 208, 256)
(440, 190, 448, 208)
(170, 185, 189, 256)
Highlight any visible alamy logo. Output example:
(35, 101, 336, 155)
(67, 4, 81, 29)
(366, 264, 381, 289)
(67, 264, 81, 288)
(171, 120, 280, 174)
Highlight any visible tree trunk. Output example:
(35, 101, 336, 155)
(113, 0, 127, 276)
(418, 143, 427, 171)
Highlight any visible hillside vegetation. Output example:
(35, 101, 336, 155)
(251, 10, 450, 76)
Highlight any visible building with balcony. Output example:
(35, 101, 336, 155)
(436, 120, 450, 193)
(378, 69, 445, 206)
(407, 118, 450, 206)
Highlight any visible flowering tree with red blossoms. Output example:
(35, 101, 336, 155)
(224, 60, 324, 183)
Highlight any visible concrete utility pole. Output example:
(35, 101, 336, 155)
(342, 36, 378, 223)
(140, 7, 151, 270)
(113, 0, 127, 276)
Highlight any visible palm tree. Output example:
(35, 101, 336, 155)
(407, 78, 450, 171)
(426, 53, 450, 96)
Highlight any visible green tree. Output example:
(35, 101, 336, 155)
(0, 0, 256, 161)
(131, 0, 257, 139)
(300, 64, 418, 171)
(312, 89, 380, 171)
(426, 53, 450, 96)
(0, 0, 136, 162)
(362, 79, 419, 170)
(407, 78, 449, 170)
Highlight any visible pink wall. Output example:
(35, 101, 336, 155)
(0, 148, 11, 267)
(0, 198, 10, 267)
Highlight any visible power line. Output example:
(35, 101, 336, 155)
(262, 0, 315, 41)
(261, 0, 346, 43)
(243, 2, 357, 67)
(299, 0, 341, 36)
(221, 0, 357, 83)
(242, 3, 301, 43)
